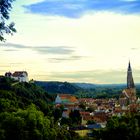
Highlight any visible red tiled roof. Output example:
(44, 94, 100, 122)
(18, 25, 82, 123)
(12, 71, 28, 77)
(80, 111, 90, 115)
(59, 94, 78, 103)
(79, 98, 95, 102)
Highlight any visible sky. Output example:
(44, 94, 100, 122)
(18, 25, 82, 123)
(0, 0, 140, 84)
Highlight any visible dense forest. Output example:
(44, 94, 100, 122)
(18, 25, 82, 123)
(0, 77, 82, 140)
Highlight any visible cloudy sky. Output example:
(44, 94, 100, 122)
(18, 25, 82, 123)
(1, 0, 140, 84)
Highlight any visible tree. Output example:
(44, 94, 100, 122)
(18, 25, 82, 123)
(0, 104, 52, 140)
(93, 114, 140, 140)
(79, 103, 86, 110)
(69, 110, 82, 125)
(53, 108, 63, 122)
(0, 0, 16, 41)
(87, 120, 96, 125)
(0, 104, 83, 140)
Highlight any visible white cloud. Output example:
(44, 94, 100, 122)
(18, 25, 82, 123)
(2, 1, 140, 83)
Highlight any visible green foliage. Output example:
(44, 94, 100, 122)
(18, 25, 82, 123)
(0, 0, 16, 41)
(93, 113, 140, 140)
(0, 77, 13, 90)
(0, 104, 50, 140)
(79, 103, 86, 110)
(53, 108, 63, 122)
(76, 87, 122, 99)
(0, 77, 53, 114)
(36, 81, 140, 98)
(0, 77, 82, 140)
(35, 81, 80, 94)
(69, 110, 82, 126)
(86, 107, 95, 113)
(87, 120, 96, 125)
(61, 117, 72, 126)
(60, 110, 82, 127)
(36, 81, 126, 99)
(0, 104, 82, 140)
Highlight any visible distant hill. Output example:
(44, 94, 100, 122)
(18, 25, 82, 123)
(35, 81, 140, 98)
(35, 81, 81, 94)
(73, 82, 96, 89)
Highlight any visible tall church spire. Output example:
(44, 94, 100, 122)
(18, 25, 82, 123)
(119, 61, 136, 107)
(127, 61, 135, 88)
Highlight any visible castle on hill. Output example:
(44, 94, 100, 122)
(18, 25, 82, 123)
(5, 71, 29, 82)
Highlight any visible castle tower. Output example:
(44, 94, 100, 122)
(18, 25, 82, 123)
(127, 61, 135, 89)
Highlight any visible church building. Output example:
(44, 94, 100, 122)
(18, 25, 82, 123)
(119, 61, 137, 106)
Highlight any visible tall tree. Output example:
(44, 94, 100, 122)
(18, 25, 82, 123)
(0, 0, 16, 41)
(69, 110, 82, 125)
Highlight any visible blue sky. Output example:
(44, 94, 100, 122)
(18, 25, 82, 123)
(25, 0, 140, 18)
(0, 0, 140, 84)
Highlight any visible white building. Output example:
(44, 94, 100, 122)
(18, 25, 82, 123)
(5, 71, 29, 82)
(55, 94, 62, 104)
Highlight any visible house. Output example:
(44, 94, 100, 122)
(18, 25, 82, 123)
(55, 94, 79, 105)
(79, 98, 95, 105)
(5, 71, 28, 82)
(80, 111, 91, 120)
(62, 110, 70, 118)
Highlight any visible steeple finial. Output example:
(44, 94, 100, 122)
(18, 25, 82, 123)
(128, 60, 131, 71)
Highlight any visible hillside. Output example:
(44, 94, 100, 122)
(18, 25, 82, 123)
(0, 76, 54, 114)
(35, 81, 81, 94)
(35, 81, 140, 98)
(73, 83, 96, 89)
(0, 77, 81, 140)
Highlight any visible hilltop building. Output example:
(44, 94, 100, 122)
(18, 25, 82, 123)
(5, 71, 29, 82)
(119, 61, 137, 106)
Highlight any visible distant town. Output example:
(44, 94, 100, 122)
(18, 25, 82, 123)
(1, 0, 140, 139)
(2, 61, 140, 137)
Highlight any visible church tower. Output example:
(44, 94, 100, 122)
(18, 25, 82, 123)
(127, 61, 135, 89)
(119, 61, 137, 106)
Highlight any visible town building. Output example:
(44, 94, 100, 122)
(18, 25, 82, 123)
(55, 94, 79, 105)
(55, 94, 79, 110)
